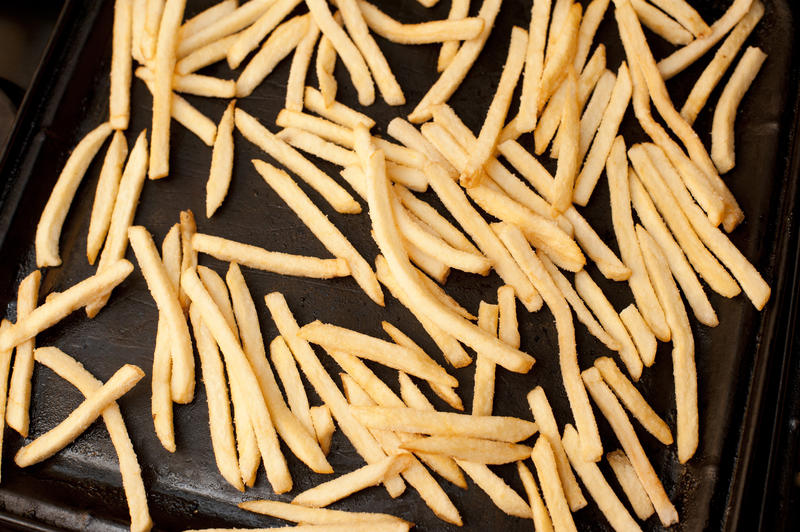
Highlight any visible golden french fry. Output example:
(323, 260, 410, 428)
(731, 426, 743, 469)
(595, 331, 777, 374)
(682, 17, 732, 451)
(176, 0, 272, 57)
(358, 0, 482, 44)
(551, 68, 579, 213)
(206, 100, 236, 218)
(574, 0, 611, 71)
(630, 0, 692, 46)
(134, 66, 236, 98)
(401, 436, 531, 465)
(652, 0, 709, 36)
(151, 318, 175, 453)
(227, 0, 304, 69)
(619, 304, 657, 367)
(270, 336, 314, 437)
(472, 302, 498, 417)
(286, 21, 321, 112)
(531, 435, 577, 532)
(110, 0, 133, 129)
(517, 460, 554, 532)
(387, 118, 456, 178)
(310, 405, 335, 455)
(436, 0, 469, 71)
(497, 285, 520, 349)
(130, 0, 145, 64)
(141, 0, 164, 61)
(606, 450, 655, 521)
(572, 70, 615, 161)
(539, 2, 581, 111)
(304, 86, 374, 129)
(87, 131, 127, 264)
(178, 0, 237, 40)
(513, 0, 552, 134)
(175, 33, 241, 75)
(457, 460, 532, 518)
(238, 499, 412, 527)
(316, 31, 338, 106)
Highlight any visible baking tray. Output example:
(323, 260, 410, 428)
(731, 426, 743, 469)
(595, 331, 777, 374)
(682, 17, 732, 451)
(0, 0, 798, 530)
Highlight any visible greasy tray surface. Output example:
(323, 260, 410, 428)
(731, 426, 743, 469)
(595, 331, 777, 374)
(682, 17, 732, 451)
(0, 0, 797, 530)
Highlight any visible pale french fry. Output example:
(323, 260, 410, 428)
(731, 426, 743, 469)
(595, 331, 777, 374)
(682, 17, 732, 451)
(141, 0, 163, 61)
(607, 136, 669, 340)
(316, 30, 338, 106)
(304, 87, 374, 129)
(458, 460, 532, 518)
(573, 70, 615, 161)
(538, 254, 620, 351)
(236, 15, 310, 98)
(387, 118, 456, 179)
(0, 321, 11, 479)
(307, 0, 375, 105)
(238, 500, 412, 527)
(110, 0, 133, 129)
(0, 260, 132, 352)
(637, 226, 698, 463)
(35, 122, 113, 267)
(188, 303, 244, 491)
(265, 292, 406, 497)
(278, 128, 358, 168)
(134, 66, 236, 98)
(658, 0, 754, 79)
(386, 163, 428, 192)
(6, 271, 41, 437)
(531, 436, 577, 532)
(409, 0, 502, 123)
(178, 0, 237, 40)
(681, 1, 764, 125)
(619, 304, 657, 367)
(513, 0, 552, 134)
(711, 46, 767, 173)
(561, 425, 641, 532)
(473, 302, 498, 417)
(206, 100, 235, 218)
(128, 226, 195, 404)
(572, 62, 632, 206)
(630, 0, 692, 46)
(358, 0, 482, 44)
(527, 387, 586, 511)
(545, 0, 571, 56)
(226, 264, 331, 473)
(628, 173, 718, 326)
(461, 26, 528, 187)
(436, 0, 469, 71)
(551, 68, 579, 213)
(310, 405, 335, 455)
(15, 363, 144, 467)
(177, 209, 197, 313)
(401, 436, 531, 465)
(33, 347, 151, 532)
(227, 0, 304, 69)
(496, 225, 602, 461)
(337, 162, 428, 194)
(517, 460, 554, 532)
(583, 367, 678, 525)
(539, 3, 581, 110)
(652, 0, 709, 36)
(403, 236, 451, 286)
(176, 0, 272, 58)
(175, 33, 241, 75)
(286, 22, 321, 112)
(270, 336, 314, 437)
(606, 450, 655, 521)
(138, 75, 218, 146)
(497, 285, 520, 349)
(574, 270, 642, 380)
(234, 109, 361, 214)
(87, 131, 127, 264)
(130, 0, 145, 64)
(151, 319, 174, 452)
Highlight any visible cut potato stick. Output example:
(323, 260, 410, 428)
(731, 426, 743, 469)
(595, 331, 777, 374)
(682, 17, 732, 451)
(179, 0, 237, 40)
(607, 136, 669, 340)
(619, 304, 657, 367)
(497, 285, 520, 348)
(517, 461, 554, 532)
(657, 0, 754, 79)
(226, 264, 331, 473)
(175, 33, 241, 75)
(286, 22, 321, 112)
(206, 100, 235, 218)
(594, 356, 672, 445)
(254, 160, 382, 304)
(574, 0, 610, 72)
(304, 87, 374, 129)
(630, 0, 692, 46)
(35, 122, 113, 267)
(531, 435, 577, 532)
(176, 0, 272, 58)
(0, 260, 132, 352)
(239, 500, 412, 526)
(408, 0, 503, 123)
(496, 224, 601, 461)
(461, 26, 528, 187)
(110, 0, 133, 129)
(236, 14, 310, 98)
(545, 0, 572, 57)
(336, 162, 428, 194)
(396, 185, 480, 253)
(278, 128, 358, 167)
(472, 302, 498, 417)
(151, 318, 174, 452)
(235, 109, 361, 214)
(330, 350, 404, 410)
(561, 425, 641, 532)
(436, 0, 469, 70)
(227, 0, 304, 69)
(189, 303, 244, 491)
(573, 62, 632, 206)
(573, 69, 615, 163)
(178, 209, 198, 312)
(574, 270, 642, 380)
(681, 1, 764, 125)
(138, 75, 218, 146)
(538, 254, 620, 351)
(307, 0, 374, 106)
(582, 367, 678, 525)
(387, 118, 456, 179)
(401, 436, 531, 465)
(316, 31, 338, 106)
(193, 232, 350, 279)
(651, 0, 709, 36)
(358, 0, 482, 44)
(551, 68, 579, 213)
(270, 336, 314, 438)
(134, 66, 236, 98)
(265, 292, 406, 497)
(33, 347, 151, 532)
(388, 342, 463, 412)
(457, 460, 532, 518)
(628, 173, 718, 326)
(527, 387, 586, 511)
(514, 0, 552, 134)
(606, 450, 655, 521)
(539, 3, 581, 112)
(711, 46, 767, 174)
(6, 270, 41, 437)
(87, 131, 127, 264)
(404, 237, 451, 285)
(310, 405, 335, 455)
(15, 363, 144, 467)
(637, 226, 698, 462)
(141, 0, 164, 61)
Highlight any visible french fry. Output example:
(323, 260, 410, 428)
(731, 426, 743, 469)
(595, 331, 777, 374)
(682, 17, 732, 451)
(238, 500, 412, 527)
(15, 363, 144, 467)
(400, 436, 531, 465)
(582, 367, 678, 525)
(304, 87, 374, 129)
(517, 460, 554, 532)
(408, 0, 503, 123)
(574, 270, 642, 380)
(286, 22, 321, 112)
(387, 118, 456, 179)
(33, 347, 152, 532)
(711, 46, 766, 173)
(270, 336, 314, 438)
(188, 303, 244, 491)
(472, 302, 498, 417)
(130, 0, 145, 64)
(6, 271, 41, 437)
(606, 450, 655, 521)
(460, 26, 528, 187)
(539, 3, 581, 110)
(141, 0, 163, 61)
(316, 30, 338, 106)
(658, 0, 754, 79)
(681, 1, 764, 125)
(358, 0, 483, 45)
(177, 209, 198, 313)
(206, 101, 235, 218)
(178, 0, 237, 40)
(531, 436, 577, 532)
(235, 109, 361, 214)
(310, 405, 335, 455)
(561, 425, 641, 532)
(551, 68, 579, 213)
(630, 0, 692, 46)
(573, 70, 615, 162)
(236, 14, 310, 98)
(279, 128, 358, 168)
(134, 66, 236, 98)
(436, 0, 469, 70)
(0, 260, 132, 352)
(527, 387, 586, 511)
(176, 0, 272, 57)
(138, 74, 218, 147)
(457, 460, 532, 518)
(175, 33, 241, 75)
(497, 285, 520, 349)
(496, 224, 602, 461)
(513, 0, 552, 134)
(35, 122, 113, 267)
(110, 0, 133, 129)
(619, 304, 657, 367)
(227, 0, 304, 69)
(306, 0, 374, 106)
(652, 0, 709, 36)
(87, 131, 127, 264)
(403, 236, 451, 285)
(574, 0, 611, 72)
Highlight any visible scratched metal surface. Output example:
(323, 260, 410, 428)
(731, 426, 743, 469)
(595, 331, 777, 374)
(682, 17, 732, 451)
(0, 0, 797, 530)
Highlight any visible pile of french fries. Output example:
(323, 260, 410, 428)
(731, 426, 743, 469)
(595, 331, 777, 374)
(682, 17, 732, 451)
(0, 0, 773, 530)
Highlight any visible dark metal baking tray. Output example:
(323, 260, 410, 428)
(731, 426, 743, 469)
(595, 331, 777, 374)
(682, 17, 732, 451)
(0, 0, 798, 530)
